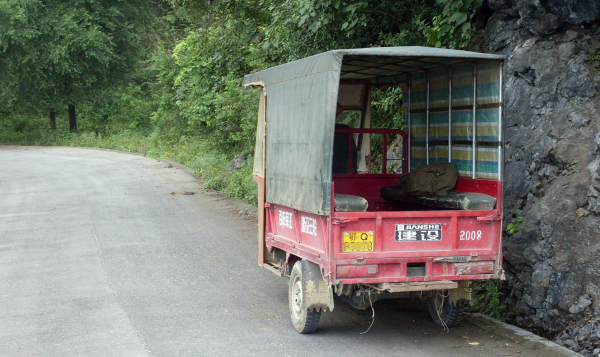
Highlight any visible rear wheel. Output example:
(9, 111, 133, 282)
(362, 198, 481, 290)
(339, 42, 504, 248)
(289, 260, 321, 334)
(428, 290, 464, 328)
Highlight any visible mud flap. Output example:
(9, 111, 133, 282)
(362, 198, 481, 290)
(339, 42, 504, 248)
(449, 280, 474, 306)
(301, 261, 335, 312)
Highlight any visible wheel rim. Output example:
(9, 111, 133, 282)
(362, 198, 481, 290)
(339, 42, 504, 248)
(291, 275, 303, 320)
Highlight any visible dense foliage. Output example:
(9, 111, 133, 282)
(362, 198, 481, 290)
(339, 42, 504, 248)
(0, 0, 484, 200)
(0, 0, 152, 130)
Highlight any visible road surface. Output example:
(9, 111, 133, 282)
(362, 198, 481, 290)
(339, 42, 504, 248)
(0, 146, 577, 356)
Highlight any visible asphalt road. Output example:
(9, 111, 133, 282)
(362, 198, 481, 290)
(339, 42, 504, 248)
(0, 146, 577, 357)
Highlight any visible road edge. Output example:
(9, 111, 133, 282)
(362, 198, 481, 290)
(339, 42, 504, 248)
(465, 313, 582, 356)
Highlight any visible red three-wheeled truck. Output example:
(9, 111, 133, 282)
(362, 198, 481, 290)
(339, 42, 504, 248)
(244, 47, 506, 333)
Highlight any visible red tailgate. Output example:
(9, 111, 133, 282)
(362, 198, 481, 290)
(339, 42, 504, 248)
(331, 210, 502, 284)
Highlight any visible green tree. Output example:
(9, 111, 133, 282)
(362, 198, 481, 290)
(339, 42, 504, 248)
(422, 0, 483, 48)
(262, 0, 437, 61)
(167, 0, 438, 151)
(0, 0, 149, 131)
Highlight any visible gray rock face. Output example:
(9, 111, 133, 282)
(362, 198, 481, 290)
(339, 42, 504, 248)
(475, 0, 600, 346)
(488, 0, 600, 35)
(555, 314, 600, 356)
(570, 295, 593, 314)
(227, 149, 249, 171)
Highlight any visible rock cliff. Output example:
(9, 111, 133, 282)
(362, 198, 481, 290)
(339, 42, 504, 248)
(475, 0, 600, 354)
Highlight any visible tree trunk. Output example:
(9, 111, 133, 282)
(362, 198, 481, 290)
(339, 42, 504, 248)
(49, 109, 56, 130)
(68, 104, 77, 132)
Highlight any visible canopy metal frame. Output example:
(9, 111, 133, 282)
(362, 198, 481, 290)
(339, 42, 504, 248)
(243, 47, 504, 216)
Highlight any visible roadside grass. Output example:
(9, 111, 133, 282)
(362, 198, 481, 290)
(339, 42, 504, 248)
(470, 279, 507, 321)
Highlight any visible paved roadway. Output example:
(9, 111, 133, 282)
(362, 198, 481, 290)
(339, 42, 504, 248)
(0, 146, 578, 357)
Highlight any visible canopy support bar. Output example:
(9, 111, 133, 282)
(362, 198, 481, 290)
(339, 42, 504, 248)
(426, 70, 430, 165)
(408, 74, 412, 172)
(498, 63, 504, 179)
(448, 66, 453, 162)
(472, 63, 477, 179)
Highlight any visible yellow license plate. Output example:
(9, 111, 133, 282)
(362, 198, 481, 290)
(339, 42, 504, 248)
(342, 231, 374, 252)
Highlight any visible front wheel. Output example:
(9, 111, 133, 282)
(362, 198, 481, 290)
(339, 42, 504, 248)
(428, 290, 464, 328)
(289, 260, 321, 334)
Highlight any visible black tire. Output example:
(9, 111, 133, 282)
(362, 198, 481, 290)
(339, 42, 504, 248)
(289, 260, 321, 334)
(428, 291, 464, 328)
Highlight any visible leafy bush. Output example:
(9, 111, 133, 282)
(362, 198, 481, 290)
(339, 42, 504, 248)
(421, 0, 483, 49)
(472, 279, 507, 321)
(224, 160, 257, 203)
(506, 216, 524, 235)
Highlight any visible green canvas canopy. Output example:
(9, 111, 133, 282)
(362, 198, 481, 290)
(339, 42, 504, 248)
(244, 46, 505, 216)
